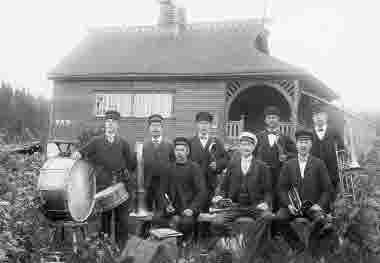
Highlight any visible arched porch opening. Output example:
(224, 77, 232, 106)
(226, 84, 293, 139)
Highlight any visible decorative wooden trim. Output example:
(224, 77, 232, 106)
(225, 80, 294, 123)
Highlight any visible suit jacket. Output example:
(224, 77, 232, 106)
(160, 161, 207, 215)
(255, 130, 297, 169)
(277, 156, 333, 211)
(311, 125, 344, 188)
(188, 135, 228, 194)
(142, 137, 175, 188)
(79, 135, 137, 191)
(220, 154, 273, 209)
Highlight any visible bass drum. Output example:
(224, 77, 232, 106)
(37, 157, 96, 222)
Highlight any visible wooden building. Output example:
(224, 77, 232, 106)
(48, 1, 346, 147)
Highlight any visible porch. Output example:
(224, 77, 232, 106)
(225, 120, 294, 142)
(223, 80, 300, 143)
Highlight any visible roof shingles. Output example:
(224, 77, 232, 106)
(49, 19, 338, 100)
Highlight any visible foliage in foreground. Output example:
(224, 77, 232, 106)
(1, 149, 380, 262)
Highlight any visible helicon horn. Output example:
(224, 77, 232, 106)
(130, 142, 152, 218)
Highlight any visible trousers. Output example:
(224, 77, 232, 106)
(100, 200, 130, 249)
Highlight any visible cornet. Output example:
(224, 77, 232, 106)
(288, 185, 303, 215)
(288, 185, 313, 216)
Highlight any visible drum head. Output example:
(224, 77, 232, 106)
(66, 160, 96, 222)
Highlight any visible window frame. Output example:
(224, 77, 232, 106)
(94, 91, 174, 119)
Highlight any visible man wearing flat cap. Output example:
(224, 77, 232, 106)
(71, 110, 136, 248)
(142, 114, 175, 212)
(310, 104, 344, 196)
(158, 137, 207, 241)
(276, 129, 333, 249)
(255, 106, 297, 211)
(209, 131, 273, 241)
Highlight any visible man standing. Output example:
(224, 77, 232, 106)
(71, 110, 136, 248)
(310, 105, 344, 195)
(256, 106, 297, 210)
(211, 131, 273, 234)
(160, 137, 207, 241)
(277, 129, 333, 249)
(143, 114, 175, 212)
(188, 112, 228, 210)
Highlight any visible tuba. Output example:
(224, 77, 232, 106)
(337, 119, 363, 202)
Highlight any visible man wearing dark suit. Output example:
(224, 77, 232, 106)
(158, 137, 207, 241)
(209, 131, 272, 241)
(71, 110, 137, 249)
(188, 112, 228, 210)
(255, 106, 297, 210)
(143, 114, 175, 212)
(277, 129, 333, 249)
(310, 105, 344, 195)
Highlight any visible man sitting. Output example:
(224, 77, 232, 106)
(210, 132, 273, 237)
(277, 129, 333, 249)
(156, 137, 207, 242)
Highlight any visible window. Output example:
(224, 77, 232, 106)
(95, 92, 173, 118)
(95, 93, 133, 117)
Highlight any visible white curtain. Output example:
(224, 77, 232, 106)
(96, 93, 173, 118)
(133, 93, 173, 117)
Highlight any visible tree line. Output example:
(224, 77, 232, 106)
(0, 81, 49, 144)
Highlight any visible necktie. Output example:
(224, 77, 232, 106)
(106, 134, 115, 144)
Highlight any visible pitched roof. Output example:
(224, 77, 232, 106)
(49, 19, 338, 100)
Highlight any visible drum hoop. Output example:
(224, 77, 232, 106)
(66, 160, 96, 222)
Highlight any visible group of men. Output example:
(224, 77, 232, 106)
(72, 104, 344, 249)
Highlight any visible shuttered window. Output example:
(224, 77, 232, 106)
(95, 93, 173, 118)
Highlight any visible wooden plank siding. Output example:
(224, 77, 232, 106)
(174, 81, 226, 138)
(51, 80, 227, 145)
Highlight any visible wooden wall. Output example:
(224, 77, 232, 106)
(51, 79, 226, 146)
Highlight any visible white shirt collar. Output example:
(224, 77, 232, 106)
(241, 154, 253, 162)
(198, 133, 209, 140)
(152, 136, 162, 143)
(298, 154, 309, 163)
(298, 154, 309, 178)
(315, 124, 327, 132)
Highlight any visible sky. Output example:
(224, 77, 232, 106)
(0, 0, 379, 112)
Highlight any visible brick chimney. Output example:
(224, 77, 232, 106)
(158, 0, 177, 27)
(157, 0, 187, 32)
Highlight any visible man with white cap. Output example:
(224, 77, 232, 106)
(210, 131, 273, 236)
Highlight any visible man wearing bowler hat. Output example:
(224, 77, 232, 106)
(256, 106, 297, 210)
(310, 104, 344, 196)
(71, 110, 136, 248)
(143, 114, 175, 212)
